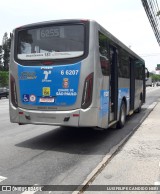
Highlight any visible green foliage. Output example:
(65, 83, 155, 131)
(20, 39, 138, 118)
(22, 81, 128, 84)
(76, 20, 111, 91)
(150, 73, 160, 82)
(0, 71, 9, 87)
(0, 45, 2, 66)
(2, 32, 11, 71)
(0, 32, 10, 86)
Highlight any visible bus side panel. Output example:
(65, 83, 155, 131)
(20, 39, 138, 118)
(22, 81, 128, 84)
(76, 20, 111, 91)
(79, 21, 99, 127)
(99, 89, 109, 128)
(118, 78, 130, 116)
(134, 79, 143, 110)
(79, 108, 98, 127)
(9, 103, 19, 123)
(95, 23, 111, 129)
(9, 33, 20, 123)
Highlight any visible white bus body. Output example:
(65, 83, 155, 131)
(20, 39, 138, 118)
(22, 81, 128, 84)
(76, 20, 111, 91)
(9, 19, 146, 129)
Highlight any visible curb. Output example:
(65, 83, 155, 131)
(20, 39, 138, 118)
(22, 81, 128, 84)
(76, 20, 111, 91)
(72, 101, 158, 194)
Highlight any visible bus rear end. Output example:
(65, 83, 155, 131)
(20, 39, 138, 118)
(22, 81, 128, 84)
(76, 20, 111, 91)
(9, 20, 97, 127)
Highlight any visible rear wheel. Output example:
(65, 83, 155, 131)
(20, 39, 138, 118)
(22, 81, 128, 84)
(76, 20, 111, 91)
(117, 101, 126, 129)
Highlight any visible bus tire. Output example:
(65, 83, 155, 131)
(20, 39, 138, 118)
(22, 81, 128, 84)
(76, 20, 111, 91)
(117, 101, 126, 129)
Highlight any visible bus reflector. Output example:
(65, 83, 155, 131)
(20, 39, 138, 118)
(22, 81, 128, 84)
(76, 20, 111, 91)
(10, 74, 18, 107)
(73, 114, 79, 117)
(43, 61, 53, 65)
(81, 72, 94, 109)
(19, 112, 23, 115)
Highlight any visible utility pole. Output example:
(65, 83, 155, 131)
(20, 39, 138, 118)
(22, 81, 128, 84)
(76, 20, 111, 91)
(141, 0, 160, 46)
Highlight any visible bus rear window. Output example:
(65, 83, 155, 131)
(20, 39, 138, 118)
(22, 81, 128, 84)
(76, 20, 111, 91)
(17, 25, 84, 60)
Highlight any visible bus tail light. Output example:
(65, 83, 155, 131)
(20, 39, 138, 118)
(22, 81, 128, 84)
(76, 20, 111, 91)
(81, 73, 94, 109)
(10, 74, 18, 107)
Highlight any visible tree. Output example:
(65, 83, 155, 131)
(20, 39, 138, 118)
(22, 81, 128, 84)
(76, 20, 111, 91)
(151, 73, 160, 82)
(0, 45, 3, 70)
(0, 71, 9, 87)
(2, 32, 11, 71)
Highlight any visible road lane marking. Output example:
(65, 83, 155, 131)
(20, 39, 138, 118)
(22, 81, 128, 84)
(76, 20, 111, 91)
(154, 181, 160, 185)
(21, 191, 37, 194)
(0, 176, 7, 182)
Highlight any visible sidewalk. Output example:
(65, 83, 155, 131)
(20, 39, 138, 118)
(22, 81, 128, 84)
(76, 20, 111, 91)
(83, 101, 160, 194)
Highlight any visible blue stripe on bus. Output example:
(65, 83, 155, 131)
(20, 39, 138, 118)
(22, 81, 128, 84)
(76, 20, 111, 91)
(99, 90, 109, 119)
(99, 88, 129, 119)
(118, 88, 130, 99)
(18, 62, 81, 106)
(118, 88, 130, 112)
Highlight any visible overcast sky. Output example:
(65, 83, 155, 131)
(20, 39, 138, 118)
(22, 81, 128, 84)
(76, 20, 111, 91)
(0, 0, 160, 71)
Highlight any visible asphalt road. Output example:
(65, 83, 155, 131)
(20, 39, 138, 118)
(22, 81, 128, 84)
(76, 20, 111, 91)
(0, 87, 160, 194)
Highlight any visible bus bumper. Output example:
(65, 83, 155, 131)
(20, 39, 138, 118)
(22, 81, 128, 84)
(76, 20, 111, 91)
(10, 105, 98, 127)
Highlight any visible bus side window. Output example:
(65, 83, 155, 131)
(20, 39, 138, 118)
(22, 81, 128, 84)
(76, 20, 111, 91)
(100, 55, 110, 76)
(99, 32, 110, 76)
(135, 61, 143, 80)
(118, 48, 130, 78)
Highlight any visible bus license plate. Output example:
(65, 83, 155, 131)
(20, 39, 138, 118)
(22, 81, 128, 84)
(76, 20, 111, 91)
(40, 97, 54, 103)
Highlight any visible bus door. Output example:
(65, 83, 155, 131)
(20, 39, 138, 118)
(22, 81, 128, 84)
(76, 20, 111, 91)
(130, 58, 135, 111)
(109, 45, 118, 123)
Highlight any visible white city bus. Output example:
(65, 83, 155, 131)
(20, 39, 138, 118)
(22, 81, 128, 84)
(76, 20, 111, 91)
(9, 19, 146, 129)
